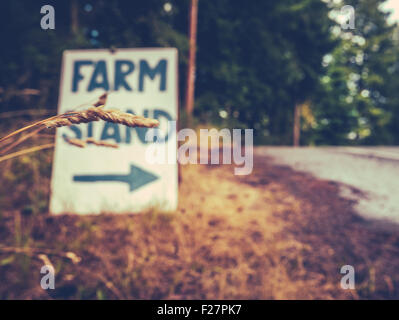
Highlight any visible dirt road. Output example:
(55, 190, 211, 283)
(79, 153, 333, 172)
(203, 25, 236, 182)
(255, 146, 399, 224)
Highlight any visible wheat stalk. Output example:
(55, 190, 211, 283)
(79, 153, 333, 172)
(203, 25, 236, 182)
(0, 143, 54, 163)
(44, 107, 159, 129)
(86, 137, 118, 148)
(0, 127, 45, 155)
(0, 118, 57, 143)
(64, 137, 119, 149)
(93, 93, 108, 107)
(0, 94, 158, 143)
(0, 95, 106, 143)
(64, 138, 87, 148)
(0, 93, 158, 163)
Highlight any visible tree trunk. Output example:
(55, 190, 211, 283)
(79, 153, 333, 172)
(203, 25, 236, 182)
(293, 102, 301, 147)
(71, 0, 79, 36)
(185, 0, 198, 126)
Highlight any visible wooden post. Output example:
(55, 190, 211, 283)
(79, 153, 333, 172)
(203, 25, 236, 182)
(71, 0, 79, 36)
(293, 102, 301, 147)
(185, 0, 198, 126)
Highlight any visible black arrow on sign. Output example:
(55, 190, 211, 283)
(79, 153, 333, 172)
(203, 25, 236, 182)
(73, 164, 158, 192)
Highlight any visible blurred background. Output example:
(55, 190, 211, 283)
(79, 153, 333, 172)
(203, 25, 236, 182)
(1, 0, 399, 145)
(1, 0, 399, 300)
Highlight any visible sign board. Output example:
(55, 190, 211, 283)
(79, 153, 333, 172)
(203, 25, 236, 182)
(50, 48, 178, 214)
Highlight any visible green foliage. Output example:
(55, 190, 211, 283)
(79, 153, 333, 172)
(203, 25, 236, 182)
(0, 0, 398, 145)
(193, 0, 335, 144)
(307, 0, 398, 145)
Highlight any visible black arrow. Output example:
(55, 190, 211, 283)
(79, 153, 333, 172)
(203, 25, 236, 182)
(73, 164, 158, 192)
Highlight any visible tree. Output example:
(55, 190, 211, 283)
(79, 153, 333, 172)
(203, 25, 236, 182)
(0, 0, 188, 113)
(308, 0, 397, 145)
(192, 0, 335, 144)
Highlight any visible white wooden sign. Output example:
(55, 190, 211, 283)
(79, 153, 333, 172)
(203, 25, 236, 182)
(50, 48, 178, 214)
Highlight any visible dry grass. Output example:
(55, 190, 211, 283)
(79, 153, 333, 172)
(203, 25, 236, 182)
(0, 93, 157, 162)
(0, 107, 158, 144)
(0, 143, 55, 164)
(0, 116, 398, 300)
(0, 163, 330, 299)
(2, 153, 397, 300)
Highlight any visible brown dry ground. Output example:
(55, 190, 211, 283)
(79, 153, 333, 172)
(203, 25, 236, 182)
(0, 122, 398, 299)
